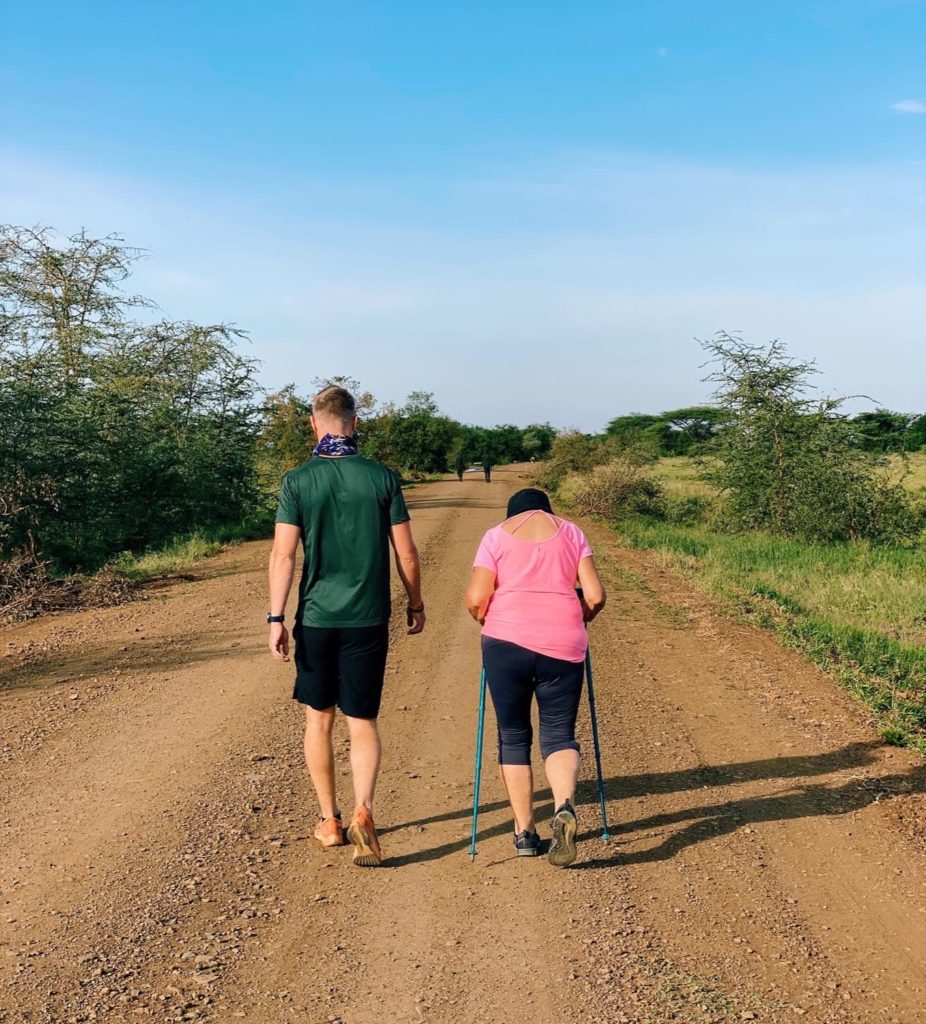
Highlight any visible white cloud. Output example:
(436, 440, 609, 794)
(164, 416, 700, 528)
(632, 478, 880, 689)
(892, 99, 926, 114)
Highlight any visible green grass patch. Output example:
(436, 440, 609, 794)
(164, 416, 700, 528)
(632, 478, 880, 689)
(652, 452, 926, 498)
(111, 516, 274, 582)
(614, 518, 926, 753)
(649, 455, 717, 497)
(894, 450, 926, 495)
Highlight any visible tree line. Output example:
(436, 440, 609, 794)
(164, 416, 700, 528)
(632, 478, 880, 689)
(604, 405, 926, 458)
(0, 226, 553, 577)
(542, 334, 925, 546)
(256, 382, 555, 488)
(2, 226, 921, 586)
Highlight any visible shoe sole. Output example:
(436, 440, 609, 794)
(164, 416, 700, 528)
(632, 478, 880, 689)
(314, 832, 346, 848)
(548, 810, 577, 867)
(347, 822, 382, 866)
(516, 846, 540, 857)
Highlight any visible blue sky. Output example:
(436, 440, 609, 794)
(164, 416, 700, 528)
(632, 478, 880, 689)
(2, 0, 924, 429)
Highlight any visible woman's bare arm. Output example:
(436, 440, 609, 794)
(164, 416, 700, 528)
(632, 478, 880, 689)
(465, 567, 497, 624)
(577, 555, 606, 622)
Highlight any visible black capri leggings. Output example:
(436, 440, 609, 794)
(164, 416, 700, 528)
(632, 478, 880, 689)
(481, 636, 584, 765)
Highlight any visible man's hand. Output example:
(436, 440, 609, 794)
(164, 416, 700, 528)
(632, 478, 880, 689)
(269, 621, 290, 661)
(406, 605, 426, 635)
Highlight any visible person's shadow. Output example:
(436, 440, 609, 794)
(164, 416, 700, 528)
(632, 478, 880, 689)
(379, 740, 926, 868)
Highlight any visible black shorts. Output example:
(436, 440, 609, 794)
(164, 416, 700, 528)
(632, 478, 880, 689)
(293, 623, 390, 719)
(481, 636, 584, 765)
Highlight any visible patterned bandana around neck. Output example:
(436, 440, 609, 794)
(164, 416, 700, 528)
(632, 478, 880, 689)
(313, 433, 359, 458)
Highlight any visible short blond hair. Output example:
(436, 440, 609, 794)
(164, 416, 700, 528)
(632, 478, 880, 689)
(312, 385, 356, 425)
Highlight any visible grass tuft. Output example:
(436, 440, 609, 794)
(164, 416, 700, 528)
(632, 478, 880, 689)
(614, 517, 926, 753)
(111, 517, 274, 582)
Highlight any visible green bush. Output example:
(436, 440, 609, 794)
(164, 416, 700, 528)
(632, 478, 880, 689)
(660, 494, 714, 526)
(703, 333, 922, 545)
(0, 226, 263, 572)
(568, 458, 665, 522)
(535, 430, 607, 489)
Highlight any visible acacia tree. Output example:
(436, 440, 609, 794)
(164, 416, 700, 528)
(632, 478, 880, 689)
(0, 225, 263, 571)
(0, 225, 149, 375)
(702, 332, 921, 543)
(850, 410, 917, 453)
(257, 386, 315, 487)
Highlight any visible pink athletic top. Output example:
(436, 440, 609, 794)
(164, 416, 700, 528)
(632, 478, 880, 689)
(473, 512, 593, 663)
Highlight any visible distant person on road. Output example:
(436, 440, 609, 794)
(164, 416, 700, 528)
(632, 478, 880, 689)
(482, 453, 493, 483)
(455, 452, 467, 482)
(465, 487, 605, 865)
(268, 385, 426, 867)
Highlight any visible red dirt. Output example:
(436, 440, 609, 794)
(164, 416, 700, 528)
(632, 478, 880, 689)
(2, 466, 924, 1024)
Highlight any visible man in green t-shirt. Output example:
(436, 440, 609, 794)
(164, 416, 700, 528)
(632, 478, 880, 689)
(268, 385, 426, 866)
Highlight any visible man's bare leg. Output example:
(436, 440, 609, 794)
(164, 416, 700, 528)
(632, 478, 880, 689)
(304, 706, 339, 819)
(345, 715, 381, 810)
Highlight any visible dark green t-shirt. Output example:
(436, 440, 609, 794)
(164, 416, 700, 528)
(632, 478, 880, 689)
(276, 455, 410, 627)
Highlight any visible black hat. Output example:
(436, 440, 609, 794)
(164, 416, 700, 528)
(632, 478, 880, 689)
(506, 487, 554, 519)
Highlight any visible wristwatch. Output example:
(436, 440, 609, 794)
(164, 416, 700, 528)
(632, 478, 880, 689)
(267, 614, 285, 624)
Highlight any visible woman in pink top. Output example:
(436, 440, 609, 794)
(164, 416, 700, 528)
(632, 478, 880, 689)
(466, 488, 606, 865)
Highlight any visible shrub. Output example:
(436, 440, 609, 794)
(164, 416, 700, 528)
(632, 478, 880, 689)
(569, 458, 665, 522)
(535, 431, 607, 489)
(661, 494, 714, 525)
(702, 333, 923, 545)
(0, 554, 134, 623)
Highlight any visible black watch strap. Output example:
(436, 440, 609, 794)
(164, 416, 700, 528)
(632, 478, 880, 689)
(267, 614, 285, 624)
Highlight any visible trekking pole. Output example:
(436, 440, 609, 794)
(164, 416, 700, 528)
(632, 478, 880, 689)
(585, 644, 612, 842)
(468, 666, 488, 861)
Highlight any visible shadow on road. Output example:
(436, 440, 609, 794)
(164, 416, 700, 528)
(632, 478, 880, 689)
(0, 631, 265, 696)
(405, 496, 506, 511)
(382, 740, 926, 869)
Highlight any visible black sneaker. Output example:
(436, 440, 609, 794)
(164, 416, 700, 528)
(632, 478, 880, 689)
(514, 829, 541, 857)
(548, 801, 577, 867)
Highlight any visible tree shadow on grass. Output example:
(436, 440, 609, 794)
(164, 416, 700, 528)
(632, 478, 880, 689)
(380, 740, 921, 868)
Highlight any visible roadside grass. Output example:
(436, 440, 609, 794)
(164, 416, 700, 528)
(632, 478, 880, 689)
(652, 451, 926, 498)
(895, 450, 926, 495)
(552, 453, 926, 751)
(1, 515, 276, 622)
(616, 517, 926, 753)
(110, 517, 275, 582)
(649, 455, 716, 497)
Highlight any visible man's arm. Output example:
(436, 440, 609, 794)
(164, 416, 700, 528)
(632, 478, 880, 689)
(389, 520, 425, 635)
(268, 523, 301, 660)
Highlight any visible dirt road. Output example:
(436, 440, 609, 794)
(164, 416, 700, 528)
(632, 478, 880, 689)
(2, 466, 925, 1024)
